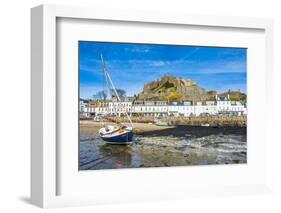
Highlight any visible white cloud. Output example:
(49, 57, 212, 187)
(150, 61, 166, 67)
(124, 46, 152, 53)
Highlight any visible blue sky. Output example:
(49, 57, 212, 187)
(79, 41, 247, 99)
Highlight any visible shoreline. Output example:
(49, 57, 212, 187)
(81, 115, 247, 127)
(80, 121, 174, 133)
(80, 121, 246, 139)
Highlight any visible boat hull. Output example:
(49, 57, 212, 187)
(101, 131, 133, 143)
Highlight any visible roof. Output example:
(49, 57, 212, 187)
(217, 96, 229, 101)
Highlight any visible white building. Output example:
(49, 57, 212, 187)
(216, 95, 232, 112)
(108, 101, 132, 116)
(132, 100, 168, 117)
(84, 106, 95, 116)
(79, 100, 89, 117)
(79, 100, 87, 112)
(193, 101, 218, 116)
(168, 102, 179, 117)
(83, 101, 109, 116)
(216, 95, 246, 115)
(229, 101, 246, 115)
(178, 105, 195, 116)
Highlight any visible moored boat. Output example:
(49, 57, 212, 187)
(98, 54, 134, 144)
(99, 125, 133, 143)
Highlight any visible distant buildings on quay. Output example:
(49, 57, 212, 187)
(80, 95, 247, 118)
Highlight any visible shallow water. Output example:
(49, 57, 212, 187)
(79, 126, 247, 170)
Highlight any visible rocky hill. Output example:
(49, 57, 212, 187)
(137, 75, 208, 102)
(137, 75, 246, 102)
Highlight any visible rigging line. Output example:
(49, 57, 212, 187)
(100, 54, 133, 128)
(100, 54, 119, 123)
(104, 70, 133, 128)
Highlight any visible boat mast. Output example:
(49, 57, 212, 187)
(100, 54, 113, 100)
(100, 54, 133, 128)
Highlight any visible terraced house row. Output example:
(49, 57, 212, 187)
(80, 95, 247, 118)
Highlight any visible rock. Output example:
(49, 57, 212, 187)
(136, 75, 247, 102)
(138, 75, 208, 102)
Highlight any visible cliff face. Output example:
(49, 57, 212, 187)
(137, 75, 208, 102)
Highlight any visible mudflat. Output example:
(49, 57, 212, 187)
(79, 121, 247, 170)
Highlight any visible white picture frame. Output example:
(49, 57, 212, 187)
(31, 4, 274, 208)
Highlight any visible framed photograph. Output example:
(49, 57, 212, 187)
(78, 41, 248, 170)
(31, 4, 274, 208)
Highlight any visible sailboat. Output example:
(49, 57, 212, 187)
(98, 54, 134, 144)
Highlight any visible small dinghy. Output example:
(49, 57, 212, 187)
(98, 54, 134, 144)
